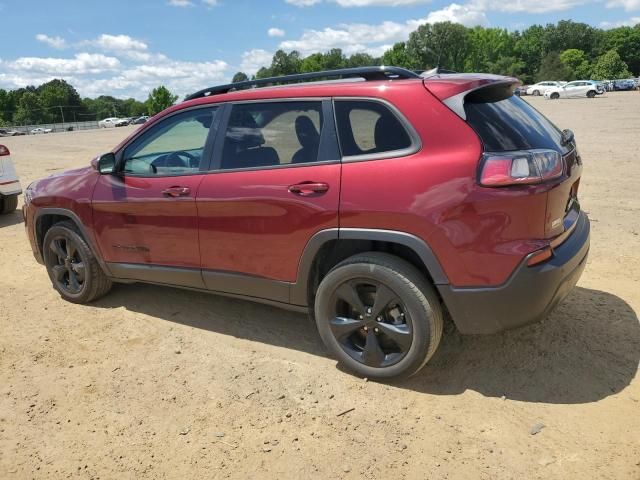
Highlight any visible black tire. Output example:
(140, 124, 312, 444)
(550, 92, 560, 100)
(314, 252, 443, 380)
(533, 90, 540, 96)
(0, 194, 18, 214)
(43, 221, 112, 303)
(587, 90, 596, 98)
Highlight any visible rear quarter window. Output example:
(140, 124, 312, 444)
(334, 100, 415, 158)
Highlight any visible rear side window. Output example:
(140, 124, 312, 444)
(464, 94, 566, 153)
(220, 101, 323, 170)
(334, 100, 413, 158)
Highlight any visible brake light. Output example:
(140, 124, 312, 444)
(0, 145, 9, 156)
(479, 149, 563, 187)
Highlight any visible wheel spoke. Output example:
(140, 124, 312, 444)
(371, 284, 397, 318)
(335, 282, 366, 315)
(66, 240, 76, 259)
(73, 262, 86, 282)
(377, 322, 412, 351)
(362, 330, 386, 367)
(50, 240, 66, 260)
(68, 270, 80, 292)
(329, 316, 364, 340)
(52, 265, 66, 281)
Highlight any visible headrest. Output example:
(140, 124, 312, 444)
(295, 116, 320, 148)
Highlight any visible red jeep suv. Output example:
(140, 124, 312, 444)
(23, 67, 589, 379)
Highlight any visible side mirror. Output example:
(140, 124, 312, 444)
(92, 153, 116, 174)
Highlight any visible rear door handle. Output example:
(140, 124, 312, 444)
(288, 182, 329, 196)
(162, 186, 191, 197)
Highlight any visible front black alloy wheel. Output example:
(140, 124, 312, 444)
(47, 235, 86, 295)
(315, 252, 443, 380)
(43, 221, 112, 303)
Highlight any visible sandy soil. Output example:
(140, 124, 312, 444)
(0, 93, 639, 479)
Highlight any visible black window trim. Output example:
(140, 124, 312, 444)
(113, 104, 222, 178)
(207, 97, 340, 174)
(332, 97, 421, 163)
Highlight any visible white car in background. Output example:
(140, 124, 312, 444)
(30, 127, 52, 134)
(526, 81, 565, 96)
(544, 80, 604, 100)
(98, 117, 120, 128)
(0, 145, 22, 214)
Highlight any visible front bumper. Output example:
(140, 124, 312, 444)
(438, 211, 590, 335)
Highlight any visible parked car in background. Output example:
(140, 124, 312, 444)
(131, 116, 149, 125)
(613, 79, 636, 91)
(514, 85, 529, 96)
(0, 128, 26, 137)
(98, 118, 120, 128)
(23, 66, 589, 379)
(0, 145, 22, 214)
(544, 80, 603, 99)
(115, 118, 131, 127)
(30, 127, 52, 134)
(526, 81, 565, 96)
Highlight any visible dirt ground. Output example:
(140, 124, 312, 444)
(1, 93, 639, 480)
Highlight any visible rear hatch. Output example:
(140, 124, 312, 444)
(424, 75, 582, 240)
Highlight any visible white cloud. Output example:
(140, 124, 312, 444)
(425, 3, 487, 25)
(168, 0, 194, 6)
(93, 34, 148, 52)
(35, 34, 67, 49)
(278, 9, 487, 57)
(286, 0, 322, 6)
(240, 49, 274, 74)
(600, 16, 640, 27)
(334, 0, 430, 5)
(471, 0, 586, 12)
(268, 27, 286, 37)
(8, 53, 121, 75)
(606, 0, 640, 10)
(202, 0, 219, 5)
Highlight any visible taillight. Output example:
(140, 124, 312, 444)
(0, 145, 10, 156)
(479, 149, 563, 187)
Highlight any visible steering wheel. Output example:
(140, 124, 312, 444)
(165, 150, 198, 168)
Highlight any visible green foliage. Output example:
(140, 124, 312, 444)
(232, 72, 249, 83)
(146, 86, 179, 115)
(592, 49, 632, 80)
(14, 92, 42, 125)
(407, 22, 469, 71)
(381, 42, 412, 69)
(536, 52, 571, 82)
(560, 49, 592, 80)
(602, 26, 640, 76)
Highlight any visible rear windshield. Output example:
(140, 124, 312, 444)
(464, 94, 567, 153)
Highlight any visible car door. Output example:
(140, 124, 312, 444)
(92, 106, 219, 288)
(196, 99, 341, 303)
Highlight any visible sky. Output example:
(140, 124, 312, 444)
(0, 0, 638, 100)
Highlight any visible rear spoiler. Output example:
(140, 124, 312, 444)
(423, 74, 520, 121)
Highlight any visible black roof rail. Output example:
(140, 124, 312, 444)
(184, 66, 421, 101)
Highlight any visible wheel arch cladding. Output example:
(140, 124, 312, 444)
(291, 228, 449, 306)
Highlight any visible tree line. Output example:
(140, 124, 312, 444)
(1, 20, 638, 127)
(234, 20, 639, 85)
(0, 81, 177, 127)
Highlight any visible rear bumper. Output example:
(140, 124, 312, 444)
(439, 211, 590, 335)
(0, 181, 22, 196)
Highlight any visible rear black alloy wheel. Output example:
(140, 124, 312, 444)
(551, 92, 560, 100)
(329, 279, 412, 368)
(43, 221, 112, 303)
(587, 90, 596, 98)
(314, 252, 443, 380)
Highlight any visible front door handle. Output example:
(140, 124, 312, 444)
(288, 182, 329, 196)
(162, 186, 191, 197)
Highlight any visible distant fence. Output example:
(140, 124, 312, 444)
(6, 120, 100, 135)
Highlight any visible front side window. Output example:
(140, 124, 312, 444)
(122, 107, 217, 176)
(334, 100, 413, 158)
(220, 101, 323, 170)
